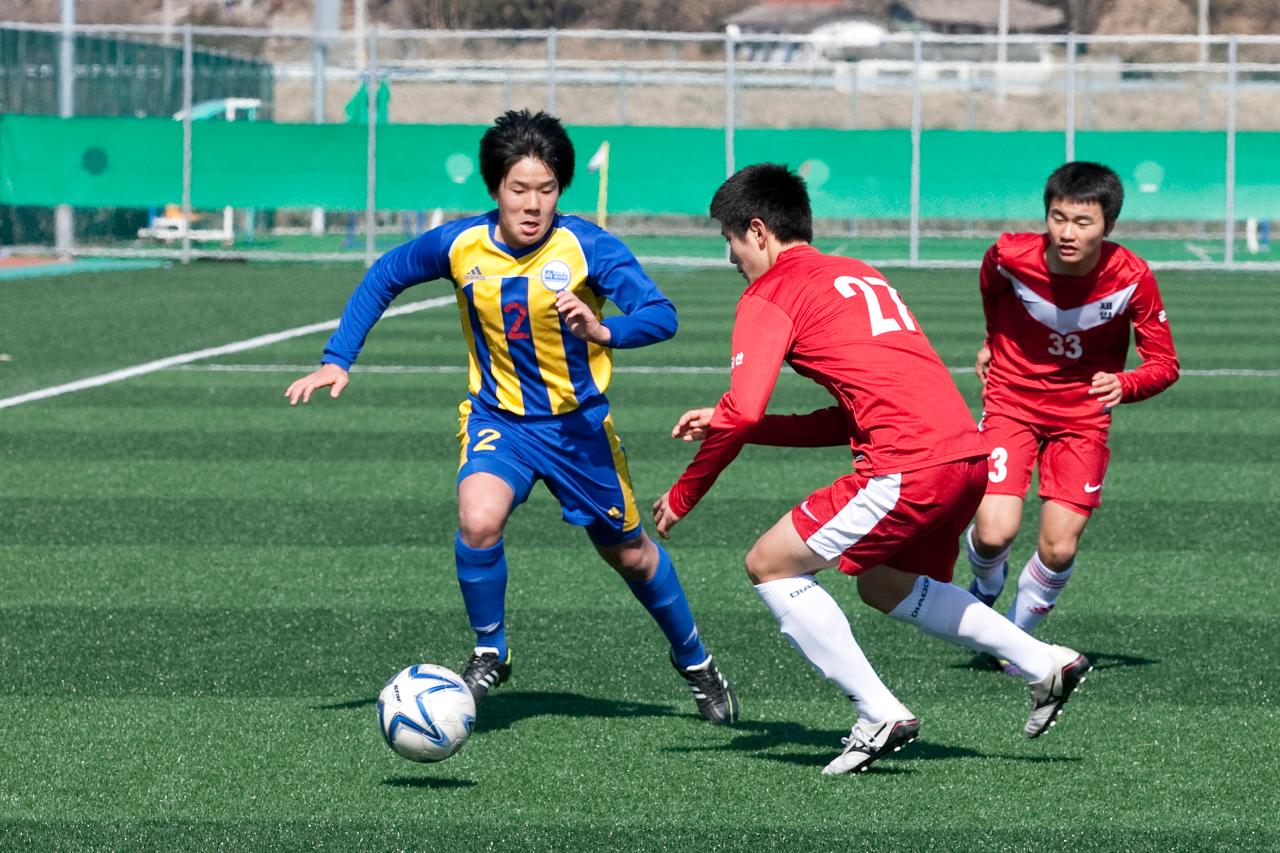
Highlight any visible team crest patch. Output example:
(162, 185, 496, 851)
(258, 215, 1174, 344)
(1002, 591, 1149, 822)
(540, 260, 572, 292)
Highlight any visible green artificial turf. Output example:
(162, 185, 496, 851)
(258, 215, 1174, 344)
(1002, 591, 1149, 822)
(0, 262, 1277, 850)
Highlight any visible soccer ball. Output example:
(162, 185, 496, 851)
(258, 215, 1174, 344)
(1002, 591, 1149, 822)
(376, 664, 477, 763)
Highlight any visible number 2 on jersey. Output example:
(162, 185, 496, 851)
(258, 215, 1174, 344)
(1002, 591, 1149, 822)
(833, 275, 918, 336)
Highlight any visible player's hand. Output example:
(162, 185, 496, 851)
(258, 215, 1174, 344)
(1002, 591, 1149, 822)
(652, 491, 683, 539)
(285, 363, 349, 406)
(555, 290, 611, 345)
(975, 344, 992, 384)
(1088, 371, 1123, 411)
(671, 407, 715, 442)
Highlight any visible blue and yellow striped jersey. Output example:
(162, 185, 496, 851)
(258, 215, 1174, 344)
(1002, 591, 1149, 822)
(322, 211, 677, 417)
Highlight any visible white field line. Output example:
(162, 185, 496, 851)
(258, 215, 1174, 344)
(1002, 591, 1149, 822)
(0, 296, 456, 411)
(172, 363, 1280, 378)
(1184, 242, 1214, 263)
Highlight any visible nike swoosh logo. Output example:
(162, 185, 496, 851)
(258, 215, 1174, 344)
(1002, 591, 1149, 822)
(800, 500, 819, 521)
(1083, 483, 1103, 493)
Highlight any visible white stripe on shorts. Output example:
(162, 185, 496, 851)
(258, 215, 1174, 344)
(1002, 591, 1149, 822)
(804, 473, 903, 560)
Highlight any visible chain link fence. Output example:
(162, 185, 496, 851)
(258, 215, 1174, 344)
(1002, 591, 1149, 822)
(2, 20, 1279, 268)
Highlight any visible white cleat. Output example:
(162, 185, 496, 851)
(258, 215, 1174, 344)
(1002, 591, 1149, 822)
(821, 715, 920, 775)
(1025, 645, 1092, 738)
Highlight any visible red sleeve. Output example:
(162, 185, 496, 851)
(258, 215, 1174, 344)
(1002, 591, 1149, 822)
(979, 243, 1007, 346)
(748, 407, 848, 447)
(1118, 270, 1180, 403)
(667, 295, 793, 517)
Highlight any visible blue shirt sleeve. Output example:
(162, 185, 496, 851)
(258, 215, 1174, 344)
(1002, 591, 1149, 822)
(320, 223, 460, 369)
(579, 224, 677, 349)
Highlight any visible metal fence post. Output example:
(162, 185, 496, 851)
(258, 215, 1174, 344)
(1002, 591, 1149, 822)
(1065, 33, 1076, 162)
(724, 25, 738, 179)
(547, 28, 557, 114)
(909, 30, 922, 266)
(365, 27, 379, 269)
(55, 0, 76, 257)
(1225, 36, 1237, 268)
(181, 25, 193, 265)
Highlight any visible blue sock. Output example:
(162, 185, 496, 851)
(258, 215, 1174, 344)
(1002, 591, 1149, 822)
(455, 532, 508, 658)
(625, 543, 707, 669)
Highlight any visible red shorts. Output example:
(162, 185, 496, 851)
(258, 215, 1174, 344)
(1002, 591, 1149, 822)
(790, 458, 988, 582)
(979, 412, 1110, 516)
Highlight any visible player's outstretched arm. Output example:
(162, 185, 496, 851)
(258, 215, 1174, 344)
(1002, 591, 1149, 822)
(671, 407, 715, 442)
(652, 491, 683, 539)
(285, 363, 350, 406)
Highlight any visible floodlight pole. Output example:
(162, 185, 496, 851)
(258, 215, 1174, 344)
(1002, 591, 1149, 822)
(55, 0, 75, 258)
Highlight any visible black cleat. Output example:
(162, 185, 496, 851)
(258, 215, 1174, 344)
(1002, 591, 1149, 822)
(673, 654, 739, 725)
(461, 648, 512, 705)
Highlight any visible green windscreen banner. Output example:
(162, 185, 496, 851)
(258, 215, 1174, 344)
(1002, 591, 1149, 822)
(3, 114, 1278, 220)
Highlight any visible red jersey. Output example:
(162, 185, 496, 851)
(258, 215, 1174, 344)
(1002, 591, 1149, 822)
(668, 245, 987, 517)
(981, 233, 1180, 430)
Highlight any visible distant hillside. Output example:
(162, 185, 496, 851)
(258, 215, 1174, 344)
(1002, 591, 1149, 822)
(8, 0, 1279, 37)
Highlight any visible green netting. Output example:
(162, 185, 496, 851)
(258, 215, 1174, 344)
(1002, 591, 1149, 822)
(3, 115, 1279, 220)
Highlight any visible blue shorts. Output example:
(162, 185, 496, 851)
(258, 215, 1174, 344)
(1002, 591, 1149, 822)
(456, 398, 643, 547)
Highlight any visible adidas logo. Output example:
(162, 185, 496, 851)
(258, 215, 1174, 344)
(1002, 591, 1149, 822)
(463, 265, 484, 283)
(607, 507, 623, 519)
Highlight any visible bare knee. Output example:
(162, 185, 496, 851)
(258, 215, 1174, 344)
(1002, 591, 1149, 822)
(856, 567, 917, 614)
(598, 534, 655, 583)
(973, 516, 1018, 554)
(1036, 536, 1078, 570)
(457, 505, 505, 549)
(745, 540, 788, 585)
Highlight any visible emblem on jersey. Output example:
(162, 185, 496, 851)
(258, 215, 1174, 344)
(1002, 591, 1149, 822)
(463, 265, 484, 284)
(607, 506, 623, 520)
(539, 260, 572, 292)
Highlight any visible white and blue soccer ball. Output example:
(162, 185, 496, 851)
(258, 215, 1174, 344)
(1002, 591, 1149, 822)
(377, 664, 477, 763)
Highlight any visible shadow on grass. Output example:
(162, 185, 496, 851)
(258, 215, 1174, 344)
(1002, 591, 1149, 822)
(666, 717, 1083, 773)
(476, 690, 678, 733)
(956, 649, 1158, 674)
(382, 776, 476, 789)
(314, 696, 376, 711)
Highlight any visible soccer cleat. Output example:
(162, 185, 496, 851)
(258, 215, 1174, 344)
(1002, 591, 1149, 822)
(1024, 645, 1092, 738)
(821, 715, 921, 775)
(461, 648, 512, 705)
(967, 563, 1007, 608)
(672, 654, 740, 725)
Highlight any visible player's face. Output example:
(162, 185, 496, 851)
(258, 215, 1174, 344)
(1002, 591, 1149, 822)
(1045, 198, 1108, 274)
(492, 157, 560, 250)
(724, 226, 769, 284)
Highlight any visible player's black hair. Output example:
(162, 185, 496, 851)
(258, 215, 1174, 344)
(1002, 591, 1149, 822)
(1043, 161, 1124, 230)
(709, 163, 814, 244)
(479, 109, 575, 194)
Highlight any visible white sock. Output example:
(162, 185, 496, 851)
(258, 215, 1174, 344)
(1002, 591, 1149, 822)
(888, 575, 1053, 681)
(1006, 552, 1074, 634)
(965, 525, 1011, 598)
(755, 576, 911, 723)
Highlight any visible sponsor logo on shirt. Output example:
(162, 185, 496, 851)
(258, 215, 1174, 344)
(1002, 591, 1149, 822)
(540, 260, 572, 292)
(1158, 309, 1168, 323)
(730, 352, 744, 369)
